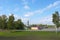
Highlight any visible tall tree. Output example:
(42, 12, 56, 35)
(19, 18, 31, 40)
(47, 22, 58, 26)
(52, 11, 60, 34)
(52, 11, 60, 28)
(7, 14, 15, 29)
(14, 19, 24, 30)
(1, 15, 7, 29)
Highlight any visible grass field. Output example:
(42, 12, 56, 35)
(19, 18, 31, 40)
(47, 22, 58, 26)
(0, 31, 60, 40)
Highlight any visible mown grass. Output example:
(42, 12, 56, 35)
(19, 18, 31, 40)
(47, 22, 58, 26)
(0, 31, 60, 40)
(0, 31, 60, 37)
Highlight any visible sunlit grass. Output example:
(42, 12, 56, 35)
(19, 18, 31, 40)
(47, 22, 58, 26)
(0, 31, 60, 37)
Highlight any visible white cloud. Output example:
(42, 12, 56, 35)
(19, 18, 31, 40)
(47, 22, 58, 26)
(45, 1, 60, 10)
(24, 14, 29, 17)
(53, 1, 60, 6)
(14, 14, 19, 20)
(24, 12, 34, 17)
(24, 1, 60, 17)
(34, 9, 44, 14)
(23, 1, 60, 25)
(24, 5, 30, 10)
(8, 14, 21, 21)
(10, 14, 28, 22)
(35, 1, 60, 14)
(22, 0, 30, 10)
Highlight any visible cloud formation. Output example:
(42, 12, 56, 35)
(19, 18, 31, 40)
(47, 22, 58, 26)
(24, 1, 60, 17)
(24, 5, 30, 10)
(24, 12, 34, 17)
(35, 0, 60, 14)
(24, 1, 60, 25)
(22, 0, 30, 10)
(45, 1, 60, 10)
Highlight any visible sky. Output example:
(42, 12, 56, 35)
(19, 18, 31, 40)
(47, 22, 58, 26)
(0, 0, 60, 25)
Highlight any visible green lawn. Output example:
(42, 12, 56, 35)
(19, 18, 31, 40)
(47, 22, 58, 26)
(0, 31, 60, 40)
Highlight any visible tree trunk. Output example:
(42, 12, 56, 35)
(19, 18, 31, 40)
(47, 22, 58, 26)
(55, 26, 57, 35)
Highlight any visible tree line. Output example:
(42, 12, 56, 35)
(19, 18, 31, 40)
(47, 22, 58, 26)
(0, 14, 25, 30)
(0, 11, 60, 30)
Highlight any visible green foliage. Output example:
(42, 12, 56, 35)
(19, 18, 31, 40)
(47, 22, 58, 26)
(2, 15, 7, 29)
(0, 14, 25, 30)
(14, 19, 24, 30)
(52, 11, 60, 28)
(30, 24, 37, 27)
(0, 16, 2, 29)
(7, 14, 15, 29)
(0, 15, 7, 29)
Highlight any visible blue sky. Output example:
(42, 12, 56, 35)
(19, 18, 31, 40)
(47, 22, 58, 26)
(0, 0, 60, 25)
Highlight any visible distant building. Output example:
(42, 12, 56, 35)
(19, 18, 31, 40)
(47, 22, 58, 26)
(31, 26, 39, 30)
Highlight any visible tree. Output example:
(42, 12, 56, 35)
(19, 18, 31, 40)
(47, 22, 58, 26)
(52, 11, 60, 34)
(1, 15, 7, 29)
(7, 14, 15, 29)
(19, 19, 25, 30)
(0, 16, 2, 29)
(52, 11, 60, 28)
(0, 14, 25, 30)
(14, 19, 24, 30)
